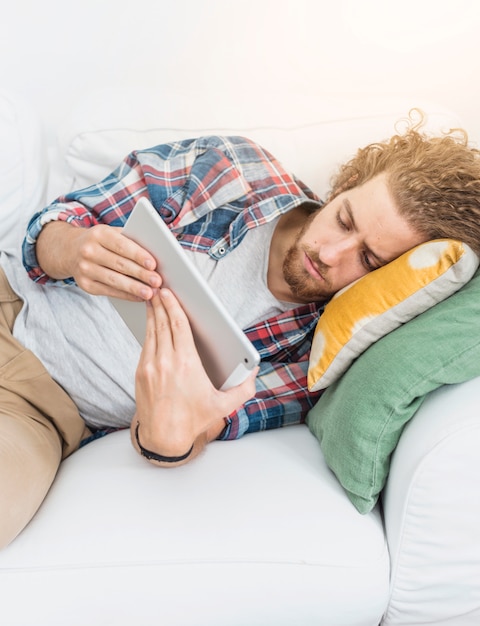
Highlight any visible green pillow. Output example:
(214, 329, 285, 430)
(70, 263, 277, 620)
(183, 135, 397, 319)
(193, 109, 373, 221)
(306, 268, 480, 514)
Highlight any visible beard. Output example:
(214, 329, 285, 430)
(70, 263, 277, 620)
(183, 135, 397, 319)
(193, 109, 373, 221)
(282, 208, 334, 303)
(282, 243, 333, 303)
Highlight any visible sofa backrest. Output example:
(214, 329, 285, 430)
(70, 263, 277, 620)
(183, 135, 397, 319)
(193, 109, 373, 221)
(51, 88, 462, 201)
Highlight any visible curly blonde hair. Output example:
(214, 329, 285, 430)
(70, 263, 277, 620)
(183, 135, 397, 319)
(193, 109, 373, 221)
(329, 111, 480, 255)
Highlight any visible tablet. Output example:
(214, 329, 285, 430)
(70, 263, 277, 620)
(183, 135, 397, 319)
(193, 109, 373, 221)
(109, 197, 260, 390)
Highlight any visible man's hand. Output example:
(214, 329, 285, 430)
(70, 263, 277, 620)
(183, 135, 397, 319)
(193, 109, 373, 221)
(36, 221, 162, 300)
(131, 288, 258, 466)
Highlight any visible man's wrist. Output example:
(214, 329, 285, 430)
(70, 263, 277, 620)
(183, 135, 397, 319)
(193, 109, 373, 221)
(134, 421, 194, 463)
(36, 220, 77, 280)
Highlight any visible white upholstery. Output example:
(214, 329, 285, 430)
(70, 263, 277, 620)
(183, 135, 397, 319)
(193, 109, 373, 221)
(1, 88, 480, 625)
(0, 91, 47, 250)
(383, 377, 480, 624)
(48, 87, 461, 200)
(0, 426, 389, 626)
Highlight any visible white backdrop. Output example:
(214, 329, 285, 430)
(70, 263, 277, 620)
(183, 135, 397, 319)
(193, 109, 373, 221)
(1, 0, 480, 146)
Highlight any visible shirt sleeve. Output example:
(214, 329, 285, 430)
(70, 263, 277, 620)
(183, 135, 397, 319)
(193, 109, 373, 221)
(22, 149, 152, 283)
(218, 358, 324, 440)
(22, 135, 259, 284)
(215, 301, 324, 439)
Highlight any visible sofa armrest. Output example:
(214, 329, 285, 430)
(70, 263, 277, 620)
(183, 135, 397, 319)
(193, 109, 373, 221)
(381, 376, 480, 625)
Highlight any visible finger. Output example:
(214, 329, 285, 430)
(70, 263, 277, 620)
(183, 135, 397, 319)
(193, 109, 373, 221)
(158, 288, 197, 353)
(100, 288, 146, 303)
(78, 273, 157, 301)
(150, 290, 175, 352)
(108, 226, 158, 273)
(140, 299, 158, 361)
(81, 261, 162, 300)
(219, 366, 258, 414)
(111, 234, 162, 288)
(75, 225, 162, 298)
(86, 247, 162, 296)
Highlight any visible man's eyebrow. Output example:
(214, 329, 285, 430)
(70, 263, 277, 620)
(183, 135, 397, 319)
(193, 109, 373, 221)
(343, 199, 388, 266)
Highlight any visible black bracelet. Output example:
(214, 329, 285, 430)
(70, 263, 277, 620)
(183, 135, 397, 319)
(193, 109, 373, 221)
(134, 422, 194, 463)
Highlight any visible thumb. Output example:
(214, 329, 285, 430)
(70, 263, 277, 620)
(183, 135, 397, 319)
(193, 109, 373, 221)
(220, 366, 259, 413)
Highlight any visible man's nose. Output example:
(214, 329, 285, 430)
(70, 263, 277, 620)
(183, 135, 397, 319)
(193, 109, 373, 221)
(319, 237, 356, 265)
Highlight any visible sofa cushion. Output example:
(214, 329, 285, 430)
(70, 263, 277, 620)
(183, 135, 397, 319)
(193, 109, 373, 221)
(0, 426, 389, 625)
(0, 90, 47, 251)
(308, 239, 479, 391)
(306, 267, 480, 514)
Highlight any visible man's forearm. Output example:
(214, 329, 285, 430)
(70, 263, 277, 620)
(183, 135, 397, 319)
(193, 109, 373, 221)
(36, 221, 82, 280)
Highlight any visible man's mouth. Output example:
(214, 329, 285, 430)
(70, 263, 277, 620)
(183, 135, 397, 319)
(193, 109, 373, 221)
(304, 252, 324, 282)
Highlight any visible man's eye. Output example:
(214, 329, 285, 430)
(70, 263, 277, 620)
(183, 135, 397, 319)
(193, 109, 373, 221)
(336, 213, 349, 231)
(362, 252, 375, 271)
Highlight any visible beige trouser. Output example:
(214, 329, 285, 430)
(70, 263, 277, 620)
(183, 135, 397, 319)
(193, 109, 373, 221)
(0, 267, 89, 549)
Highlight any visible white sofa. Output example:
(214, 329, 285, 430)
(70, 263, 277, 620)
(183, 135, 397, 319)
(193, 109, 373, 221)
(1, 88, 480, 626)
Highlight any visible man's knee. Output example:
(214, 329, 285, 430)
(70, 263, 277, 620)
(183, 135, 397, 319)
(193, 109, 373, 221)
(0, 412, 62, 550)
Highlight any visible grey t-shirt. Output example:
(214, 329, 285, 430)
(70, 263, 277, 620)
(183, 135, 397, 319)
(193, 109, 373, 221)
(189, 217, 299, 329)
(3, 251, 139, 429)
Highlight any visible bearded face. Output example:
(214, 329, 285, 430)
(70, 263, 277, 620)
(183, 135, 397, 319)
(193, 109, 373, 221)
(280, 173, 426, 305)
(282, 211, 335, 304)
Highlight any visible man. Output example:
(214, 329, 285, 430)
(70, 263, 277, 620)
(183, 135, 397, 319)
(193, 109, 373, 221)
(2, 125, 480, 548)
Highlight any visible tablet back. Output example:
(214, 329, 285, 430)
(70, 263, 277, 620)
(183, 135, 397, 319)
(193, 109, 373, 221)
(109, 198, 260, 390)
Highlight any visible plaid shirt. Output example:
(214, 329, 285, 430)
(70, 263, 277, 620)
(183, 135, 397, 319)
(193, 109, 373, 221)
(22, 135, 325, 439)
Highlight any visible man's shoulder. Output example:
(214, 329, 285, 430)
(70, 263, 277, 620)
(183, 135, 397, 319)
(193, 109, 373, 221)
(135, 135, 275, 165)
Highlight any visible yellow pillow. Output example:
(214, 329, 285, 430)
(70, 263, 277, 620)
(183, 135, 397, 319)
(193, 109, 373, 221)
(308, 239, 479, 392)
